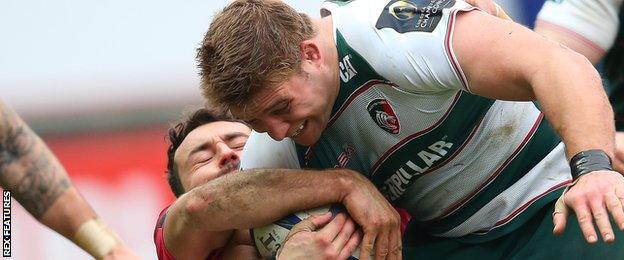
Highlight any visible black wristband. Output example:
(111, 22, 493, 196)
(569, 149, 613, 180)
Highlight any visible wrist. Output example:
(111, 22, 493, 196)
(333, 169, 358, 203)
(73, 218, 121, 259)
(569, 149, 613, 180)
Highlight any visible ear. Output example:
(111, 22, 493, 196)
(299, 39, 323, 67)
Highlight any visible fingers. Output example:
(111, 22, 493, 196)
(387, 227, 402, 260)
(284, 212, 332, 243)
(557, 171, 624, 244)
(338, 228, 362, 259)
(318, 213, 347, 240)
(307, 212, 333, 229)
(617, 188, 624, 230)
(552, 194, 569, 235)
(574, 203, 599, 243)
(374, 230, 389, 260)
(328, 214, 355, 254)
(589, 198, 615, 243)
(359, 233, 375, 260)
(606, 192, 624, 231)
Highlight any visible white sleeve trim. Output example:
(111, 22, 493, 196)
(444, 8, 477, 93)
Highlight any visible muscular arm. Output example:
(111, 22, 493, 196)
(0, 100, 94, 235)
(0, 100, 133, 258)
(164, 168, 392, 259)
(453, 11, 614, 159)
(164, 168, 352, 258)
(453, 11, 624, 243)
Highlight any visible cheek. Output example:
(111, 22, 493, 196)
(189, 168, 220, 189)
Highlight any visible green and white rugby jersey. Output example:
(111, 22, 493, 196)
(242, 0, 571, 240)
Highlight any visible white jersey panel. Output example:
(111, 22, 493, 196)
(240, 131, 300, 170)
(537, 0, 623, 52)
(321, 0, 475, 93)
(399, 101, 550, 220)
(439, 143, 569, 237)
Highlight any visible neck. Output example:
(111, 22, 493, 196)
(313, 16, 341, 108)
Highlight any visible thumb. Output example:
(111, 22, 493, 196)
(279, 212, 333, 258)
(284, 212, 332, 242)
(306, 211, 333, 228)
(552, 193, 569, 235)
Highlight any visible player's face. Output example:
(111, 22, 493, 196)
(231, 71, 337, 146)
(174, 121, 251, 191)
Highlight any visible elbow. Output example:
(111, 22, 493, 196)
(556, 43, 600, 79)
(531, 43, 602, 93)
(180, 188, 216, 224)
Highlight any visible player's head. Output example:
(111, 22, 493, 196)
(197, 0, 340, 146)
(166, 108, 251, 197)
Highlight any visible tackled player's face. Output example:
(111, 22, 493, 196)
(231, 71, 336, 146)
(174, 121, 251, 191)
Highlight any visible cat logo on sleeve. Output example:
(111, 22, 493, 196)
(376, 0, 455, 33)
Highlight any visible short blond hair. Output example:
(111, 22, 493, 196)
(197, 0, 316, 113)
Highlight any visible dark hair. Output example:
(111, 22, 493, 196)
(166, 108, 242, 197)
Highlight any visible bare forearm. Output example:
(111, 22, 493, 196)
(530, 47, 614, 159)
(0, 101, 96, 237)
(179, 168, 353, 231)
(164, 168, 355, 258)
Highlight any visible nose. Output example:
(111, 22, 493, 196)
(215, 142, 240, 167)
(263, 117, 290, 141)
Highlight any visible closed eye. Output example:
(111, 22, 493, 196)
(270, 101, 290, 115)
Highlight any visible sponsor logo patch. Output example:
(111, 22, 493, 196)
(367, 99, 400, 134)
(339, 54, 358, 83)
(376, 0, 455, 33)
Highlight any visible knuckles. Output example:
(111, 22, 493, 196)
(315, 235, 332, 247)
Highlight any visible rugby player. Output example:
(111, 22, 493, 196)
(153, 108, 364, 259)
(198, 0, 624, 259)
(0, 100, 137, 259)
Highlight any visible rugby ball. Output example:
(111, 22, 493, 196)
(251, 204, 371, 259)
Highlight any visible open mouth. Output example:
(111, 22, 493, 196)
(290, 120, 306, 138)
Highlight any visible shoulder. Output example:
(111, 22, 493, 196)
(154, 205, 176, 260)
(155, 205, 171, 229)
(324, 0, 479, 93)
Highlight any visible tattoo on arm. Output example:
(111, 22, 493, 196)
(0, 103, 72, 218)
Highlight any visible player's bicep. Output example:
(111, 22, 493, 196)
(452, 10, 558, 101)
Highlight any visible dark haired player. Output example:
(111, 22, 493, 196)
(153, 108, 366, 259)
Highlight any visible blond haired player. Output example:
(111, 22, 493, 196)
(199, 0, 624, 259)
(154, 108, 371, 259)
